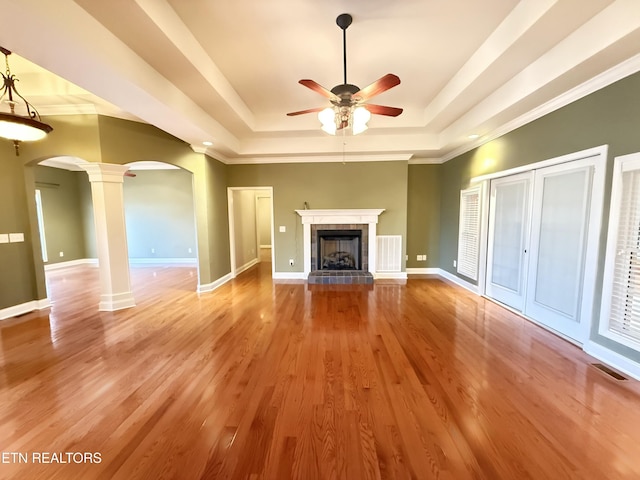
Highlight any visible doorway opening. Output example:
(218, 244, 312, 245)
(227, 187, 275, 278)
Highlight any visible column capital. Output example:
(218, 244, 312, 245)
(79, 163, 130, 183)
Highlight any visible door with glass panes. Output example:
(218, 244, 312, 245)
(486, 158, 596, 343)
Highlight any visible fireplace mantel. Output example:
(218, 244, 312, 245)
(295, 208, 385, 276)
(295, 208, 385, 226)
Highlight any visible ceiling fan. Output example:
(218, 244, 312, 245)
(286, 13, 402, 134)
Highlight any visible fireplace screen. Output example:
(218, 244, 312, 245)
(317, 230, 362, 270)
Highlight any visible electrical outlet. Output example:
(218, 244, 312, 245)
(289, 258, 294, 266)
(59, 251, 64, 257)
(188, 248, 192, 253)
(151, 248, 155, 254)
(453, 260, 457, 268)
(416, 254, 421, 261)
(279, 226, 286, 233)
(405, 254, 408, 261)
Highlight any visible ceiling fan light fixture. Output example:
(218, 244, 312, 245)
(288, 14, 401, 136)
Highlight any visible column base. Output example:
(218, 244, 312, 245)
(98, 292, 136, 311)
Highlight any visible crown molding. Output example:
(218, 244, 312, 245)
(440, 53, 640, 164)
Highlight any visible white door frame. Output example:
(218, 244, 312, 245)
(227, 186, 275, 278)
(474, 145, 608, 344)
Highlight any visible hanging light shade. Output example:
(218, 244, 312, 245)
(0, 47, 53, 155)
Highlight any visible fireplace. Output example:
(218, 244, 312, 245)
(311, 223, 368, 272)
(317, 229, 362, 270)
(295, 208, 385, 277)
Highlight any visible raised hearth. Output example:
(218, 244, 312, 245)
(307, 270, 374, 285)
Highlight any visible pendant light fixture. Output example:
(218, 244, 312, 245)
(0, 47, 53, 155)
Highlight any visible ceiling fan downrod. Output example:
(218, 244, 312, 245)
(336, 13, 352, 87)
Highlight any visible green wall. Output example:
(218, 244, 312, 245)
(1, 114, 232, 313)
(18, 115, 102, 163)
(123, 169, 197, 260)
(97, 116, 231, 283)
(406, 164, 440, 269)
(0, 152, 38, 309)
(232, 189, 259, 269)
(440, 70, 640, 363)
(227, 161, 408, 272)
(35, 166, 89, 264)
(78, 175, 96, 258)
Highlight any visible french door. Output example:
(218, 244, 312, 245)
(486, 172, 532, 311)
(485, 158, 598, 343)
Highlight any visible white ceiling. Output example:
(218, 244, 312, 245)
(2, 0, 640, 164)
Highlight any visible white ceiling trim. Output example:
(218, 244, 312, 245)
(440, 0, 640, 147)
(133, 0, 256, 130)
(227, 153, 413, 165)
(423, 0, 558, 127)
(3, 0, 241, 153)
(39, 156, 90, 171)
(440, 52, 640, 163)
(126, 161, 180, 170)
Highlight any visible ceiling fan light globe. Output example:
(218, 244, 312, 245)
(353, 106, 371, 124)
(352, 122, 368, 135)
(318, 107, 335, 125)
(321, 123, 336, 135)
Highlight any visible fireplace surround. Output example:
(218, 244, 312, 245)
(295, 209, 384, 278)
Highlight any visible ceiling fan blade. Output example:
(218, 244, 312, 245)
(286, 107, 325, 116)
(299, 79, 335, 99)
(365, 104, 403, 117)
(355, 74, 401, 101)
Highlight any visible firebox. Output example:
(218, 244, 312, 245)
(317, 229, 362, 270)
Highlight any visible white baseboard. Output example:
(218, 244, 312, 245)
(584, 340, 640, 382)
(129, 258, 197, 265)
(374, 272, 408, 280)
(272, 272, 307, 280)
(98, 291, 136, 312)
(406, 267, 479, 292)
(198, 272, 233, 294)
(0, 298, 51, 320)
(406, 268, 440, 275)
(45, 258, 98, 271)
(235, 258, 258, 276)
(437, 268, 479, 294)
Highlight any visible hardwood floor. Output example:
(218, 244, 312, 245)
(1, 263, 640, 479)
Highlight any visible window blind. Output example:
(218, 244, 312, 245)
(602, 153, 640, 350)
(457, 186, 481, 280)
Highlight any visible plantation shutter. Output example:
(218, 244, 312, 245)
(457, 185, 481, 280)
(604, 155, 640, 347)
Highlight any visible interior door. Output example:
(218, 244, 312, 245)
(524, 161, 593, 342)
(486, 172, 533, 311)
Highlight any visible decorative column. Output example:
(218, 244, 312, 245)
(80, 163, 135, 311)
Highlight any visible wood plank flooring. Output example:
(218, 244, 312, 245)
(1, 262, 640, 479)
